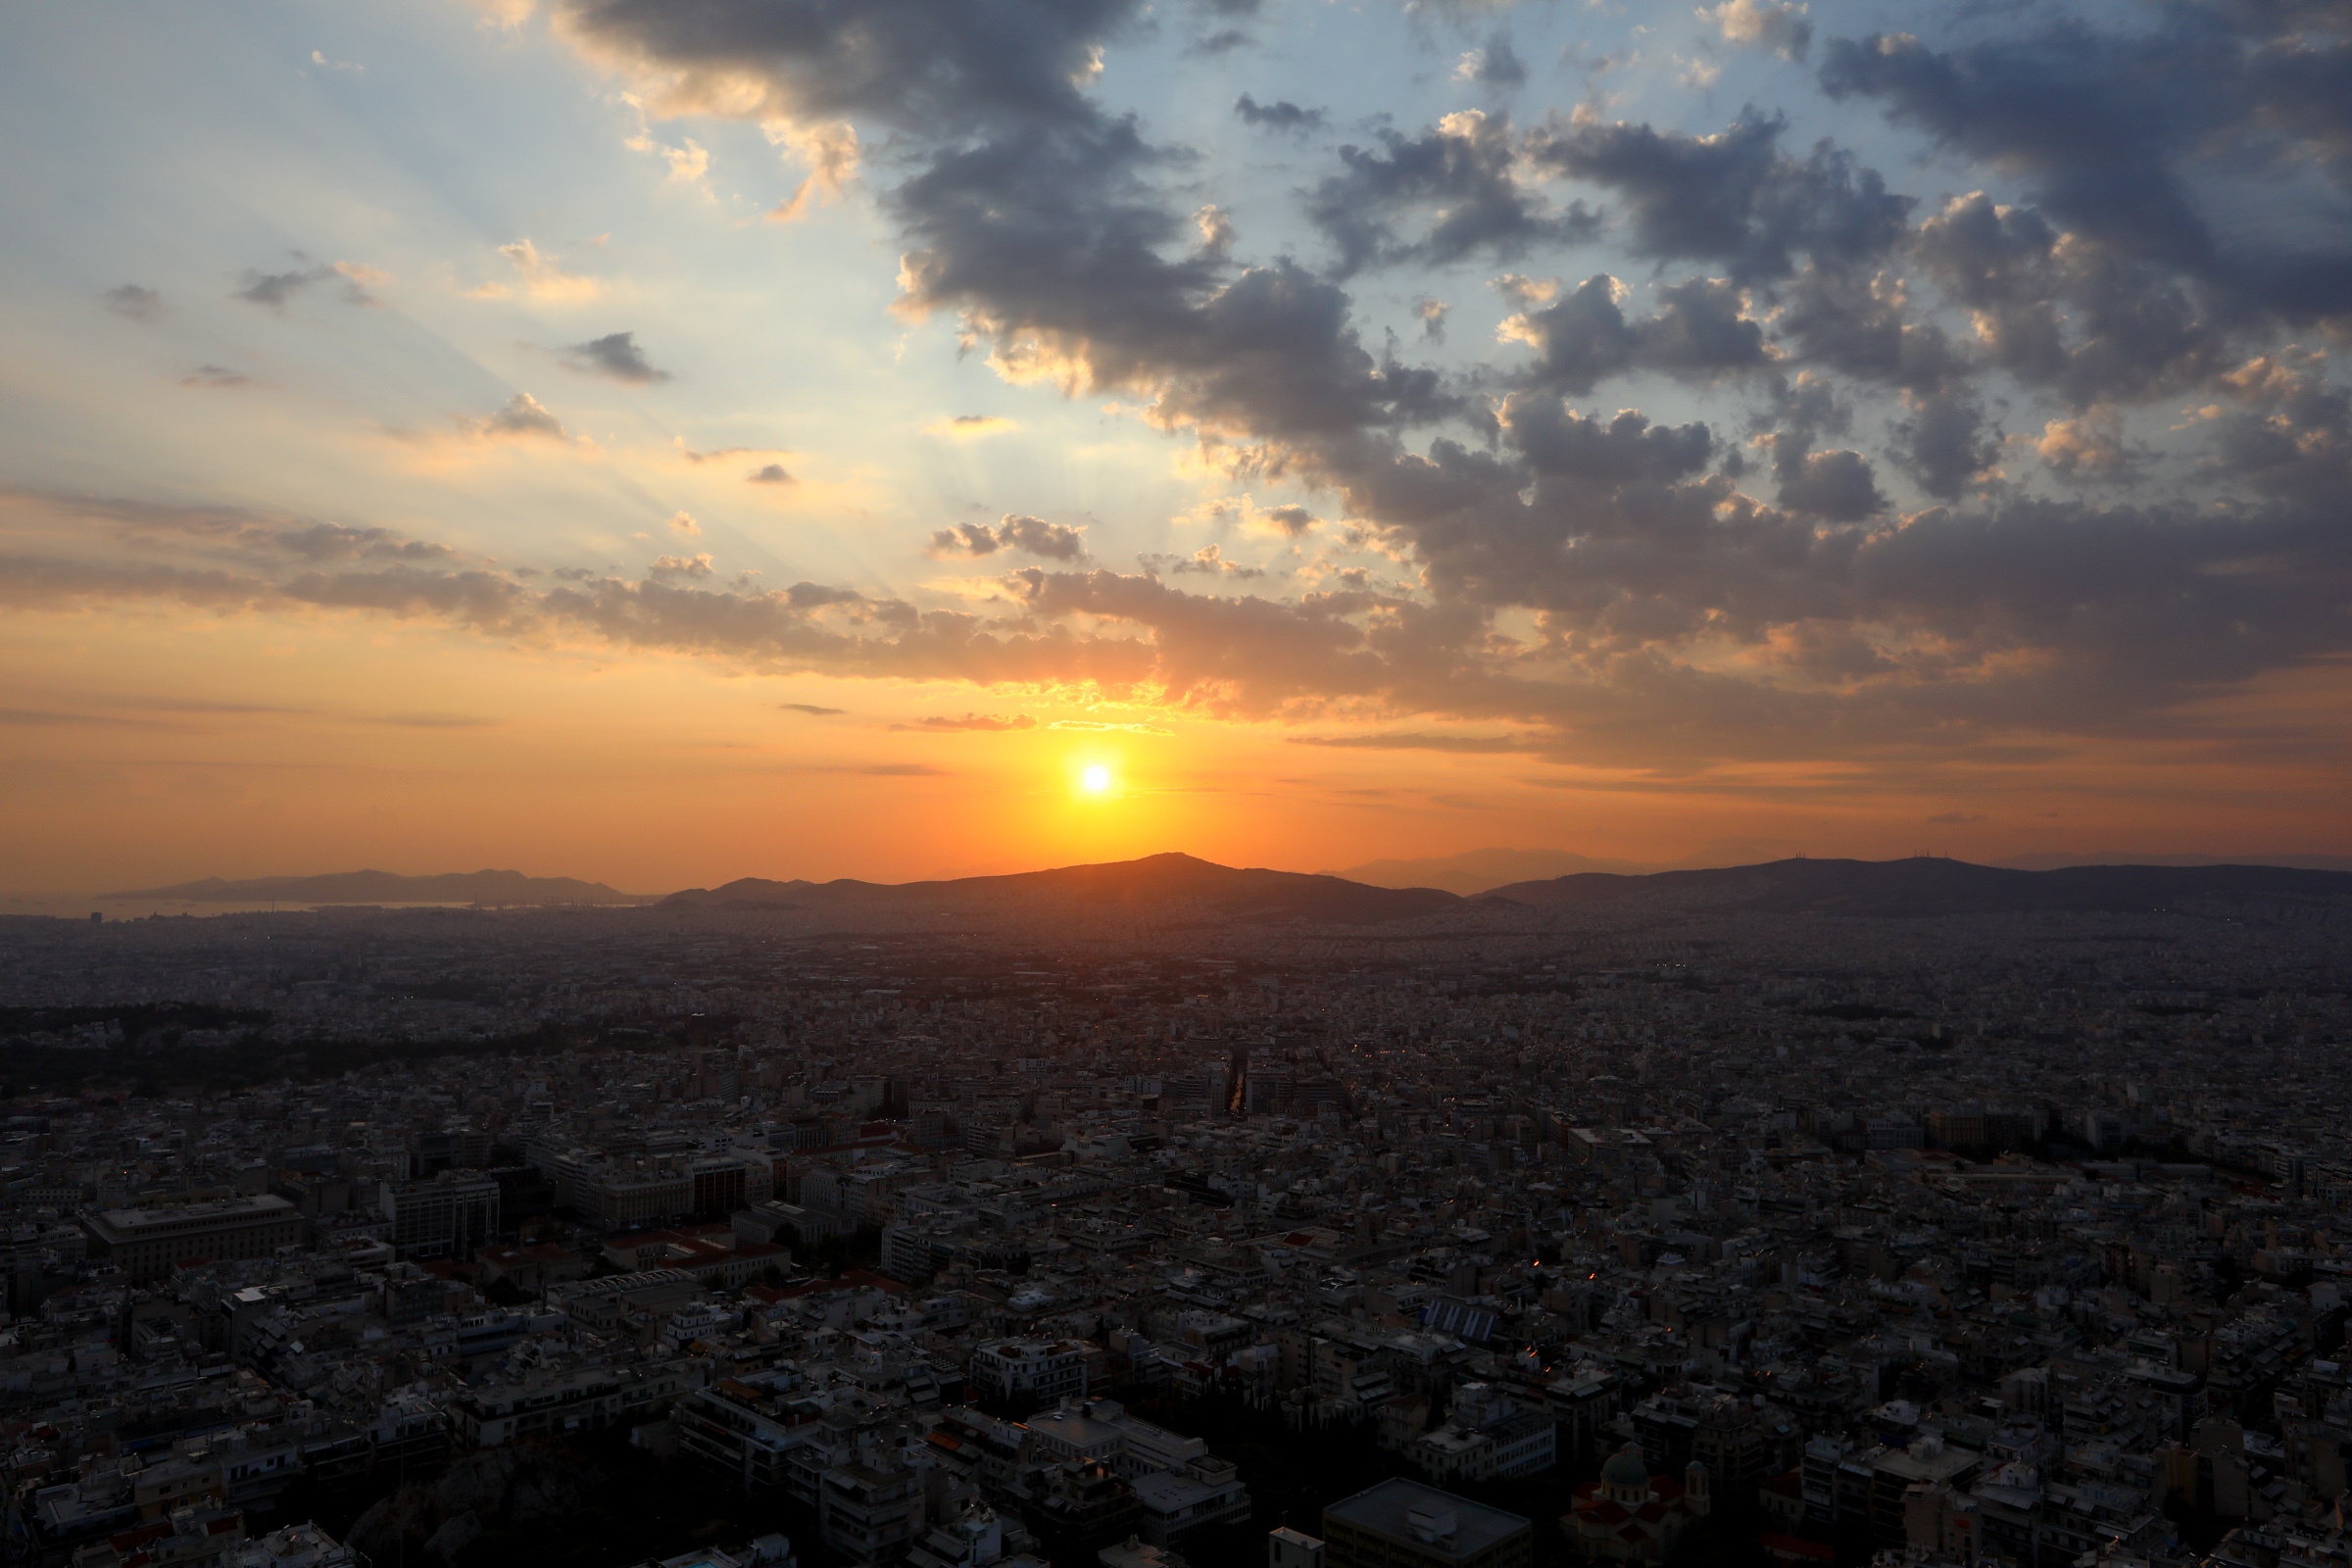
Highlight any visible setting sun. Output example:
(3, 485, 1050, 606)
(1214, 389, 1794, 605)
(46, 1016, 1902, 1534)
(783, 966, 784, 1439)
(1080, 764, 1112, 794)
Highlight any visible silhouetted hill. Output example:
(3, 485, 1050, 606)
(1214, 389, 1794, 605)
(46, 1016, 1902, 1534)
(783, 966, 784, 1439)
(1325, 847, 1650, 895)
(105, 856, 2352, 923)
(661, 852, 1458, 924)
(1996, 851, 2352, 872)
(1484, 857, 2352, 916)
(107, 870, 653, 906)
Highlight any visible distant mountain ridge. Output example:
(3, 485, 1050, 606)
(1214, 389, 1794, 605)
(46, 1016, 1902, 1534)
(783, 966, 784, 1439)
(1994, 851, 2352, 873)
(1326, 847, 1650, 896)
(660, 851, 1457, 924)
(1334, 846, 2352, 897)
(96, 855, 2352, 921)
(106, 869, 653, 906)
(1482, 857, 2352, 916)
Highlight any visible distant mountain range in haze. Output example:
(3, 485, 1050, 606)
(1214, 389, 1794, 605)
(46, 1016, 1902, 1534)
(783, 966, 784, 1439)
(659, 853, 1457, 924)
(1337, 846, 2352, 895)
(657, 854, 2352, 925)
(1326, 848, 1651, 896)
(97, 853, 2352, 923)
(1477, 857, 2352, 918)
(106, 870, 654, 906)
(1991, 851, 2352, 873)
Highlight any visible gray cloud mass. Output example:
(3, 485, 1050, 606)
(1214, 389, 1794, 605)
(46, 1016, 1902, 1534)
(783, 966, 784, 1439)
(928, 514, 1089, 562)
(563, 330, 671, 383)
(25, 0, 2352, 775)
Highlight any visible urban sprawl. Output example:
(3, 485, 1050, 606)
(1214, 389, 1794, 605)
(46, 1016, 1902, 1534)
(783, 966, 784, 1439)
(0, 888, 2347, 1568)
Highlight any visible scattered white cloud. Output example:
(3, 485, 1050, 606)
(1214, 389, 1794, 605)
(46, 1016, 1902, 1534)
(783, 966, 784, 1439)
(468, 239, 600, 303)
(452, 392, 572, 442)
(1701, 0, 1812, 58)
(765, 119, 858, 220)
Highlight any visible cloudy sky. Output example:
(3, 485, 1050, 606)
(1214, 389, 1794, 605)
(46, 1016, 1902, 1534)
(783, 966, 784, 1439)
(2, 0, 2348, 894)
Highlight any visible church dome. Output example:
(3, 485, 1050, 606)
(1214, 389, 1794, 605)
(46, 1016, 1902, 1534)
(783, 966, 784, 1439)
(1601, 1443, 1651, 1490)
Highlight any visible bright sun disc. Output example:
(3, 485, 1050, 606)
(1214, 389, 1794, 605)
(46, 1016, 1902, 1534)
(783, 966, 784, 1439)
(1081, 764, 1112, 793)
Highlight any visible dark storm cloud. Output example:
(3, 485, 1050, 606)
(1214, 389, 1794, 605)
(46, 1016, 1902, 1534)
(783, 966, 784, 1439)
(1505, 406, 1714, 486)
(1307, 112, 1600, 274)
(1233, 93, 1322, 132)
(1893, 389, 1999, 500)
(559, 0, 1146, 133)
(1819, 6, 2352, 321)
(564, 330, 671, 383)
(1750, 372, 1888, 517)
(1528, 113, 1911, 281)
(886, 101, 1458, 454)
(1772, 441, 1886, 521)
(518, 0, 2352, 764)
(1500, 274, 1768, 395)
(2202, 354, 2352, 506)
(1774, 262, 1963, 392)
(1912, 191, 2234, 407)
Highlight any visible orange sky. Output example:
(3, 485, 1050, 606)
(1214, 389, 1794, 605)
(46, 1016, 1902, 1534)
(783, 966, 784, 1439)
(6, 608, 2346, 896)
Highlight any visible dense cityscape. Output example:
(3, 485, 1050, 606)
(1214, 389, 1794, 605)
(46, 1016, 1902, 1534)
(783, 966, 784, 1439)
(1, 860, 2349, 1568)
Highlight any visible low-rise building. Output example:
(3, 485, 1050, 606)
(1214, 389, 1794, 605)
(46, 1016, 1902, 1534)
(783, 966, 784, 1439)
(1323, 1479, 1533, 1568)
(81, 1198, 305, 1282)
(970, 1340, 1089, 1407)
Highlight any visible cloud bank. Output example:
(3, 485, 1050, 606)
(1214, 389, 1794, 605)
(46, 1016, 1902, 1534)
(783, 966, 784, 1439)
(24, 0, 2352, 787)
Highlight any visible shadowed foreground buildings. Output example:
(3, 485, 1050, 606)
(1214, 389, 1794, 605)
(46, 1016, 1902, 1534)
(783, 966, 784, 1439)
(1563, 1443, 1706, 1562)
(1322, 1478, 1532, 1568)
(81, 1195, 305, 1282)
(1, 877, 2350, 1566)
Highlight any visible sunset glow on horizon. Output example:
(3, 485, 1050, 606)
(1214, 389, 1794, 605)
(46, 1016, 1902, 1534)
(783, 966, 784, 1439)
(3, 0, 2349, 900)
